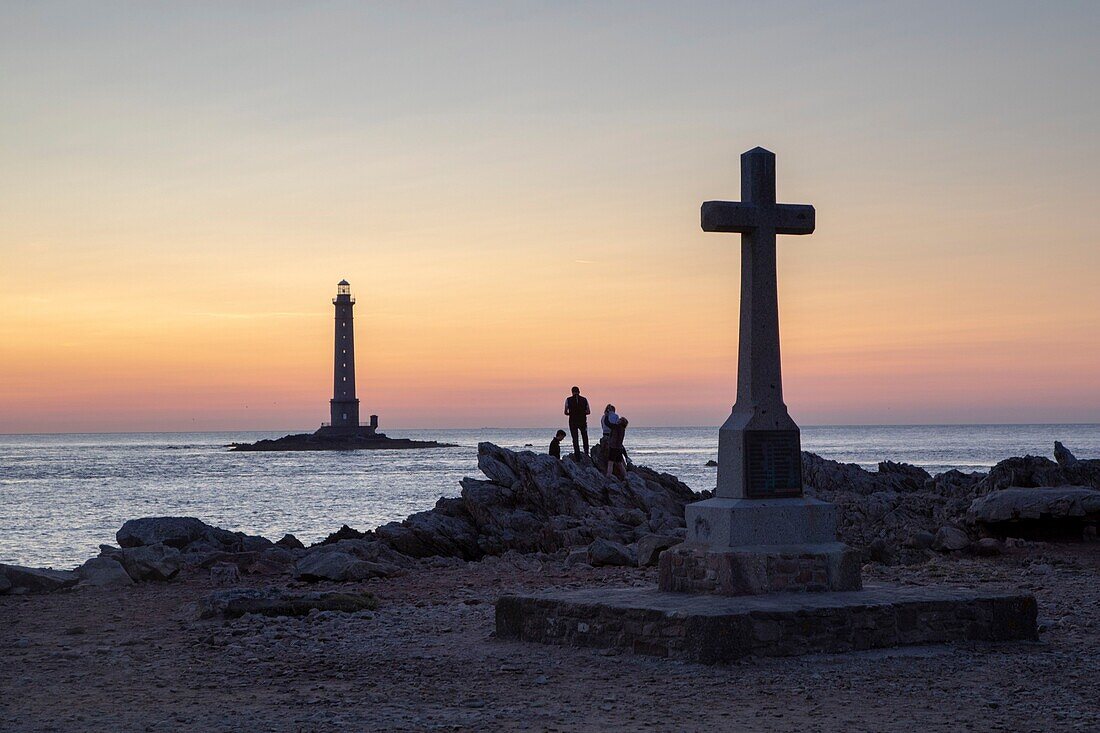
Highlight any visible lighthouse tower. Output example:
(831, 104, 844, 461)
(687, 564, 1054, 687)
(322, 280, 377, 436)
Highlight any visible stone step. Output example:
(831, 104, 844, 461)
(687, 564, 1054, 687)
(496, 584, 1037, 664)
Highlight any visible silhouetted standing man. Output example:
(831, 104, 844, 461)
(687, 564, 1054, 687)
(564, 386, 591, 457)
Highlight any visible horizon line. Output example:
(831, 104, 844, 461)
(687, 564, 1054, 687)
(3, 421, 1100, 437)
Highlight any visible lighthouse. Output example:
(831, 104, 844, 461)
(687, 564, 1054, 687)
(322, 280, 377, 436)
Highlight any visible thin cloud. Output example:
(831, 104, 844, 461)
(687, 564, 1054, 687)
(189, 311, 322, 319)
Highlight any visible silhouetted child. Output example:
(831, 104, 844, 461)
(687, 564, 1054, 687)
(549, 429, 567, 459)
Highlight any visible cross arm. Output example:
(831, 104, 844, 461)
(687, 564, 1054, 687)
(774, 204, 815, 235)
(701, 201, 815, 235)
(701, 201, 757, 233)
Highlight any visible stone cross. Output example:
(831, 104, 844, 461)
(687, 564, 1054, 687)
(702, 147, 815, 499)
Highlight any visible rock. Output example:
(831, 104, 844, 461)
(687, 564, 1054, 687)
(102, 544, 182, 582)
(864, 537, 895, 564)
(635, 534, 681, 567)
(978, 456, 1067, 492)
(187, 587, 378, 620)
(705, 460, 718, 467)
(75, 557, 133, 588)
(586, 538, 635, 567)
(933, 526, 970, 552)
(968, 486, 1100, 523)
(876, 461, 932, 491)
(564, 548, 589, 567)
(0, 574, 10, 594)
(116, 516, 274, 554)
(117, 517, 212, 549)
(320, 525, 366, 545)
(1054, 441, 1078, 467)
(294, 551, 402, 582)
(354, 443, 698, 562)
(973, 537, 1003, 556)
(967, 486, 1100, 540)
(904, 530, 935, 550)
(0, 564, 79, 594)
(209, 563, 241, 586)
(275, 533, 305, 550)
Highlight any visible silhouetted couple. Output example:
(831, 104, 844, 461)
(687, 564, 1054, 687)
(601, 404, 629, 480)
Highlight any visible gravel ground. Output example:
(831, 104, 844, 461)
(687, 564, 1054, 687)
(2, 544, 1098, 732)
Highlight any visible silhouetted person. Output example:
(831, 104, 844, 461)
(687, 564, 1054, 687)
(549, 429, 566, 459)
(564, 386, 591, 457)
(600, 403, 618, 440)
(598, 403, 618, 463)
(606, 416, 629, 479)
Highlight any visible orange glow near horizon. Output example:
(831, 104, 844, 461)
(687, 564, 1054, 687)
(2, 4, 1099, 432)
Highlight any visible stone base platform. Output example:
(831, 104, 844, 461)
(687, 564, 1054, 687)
(496, 585, 1037, 664)
(658, 542, 862, 595)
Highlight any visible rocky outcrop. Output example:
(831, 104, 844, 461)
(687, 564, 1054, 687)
(803, 442, 1100, 561)
(369, 443, 699, 561)
(118, 516, 274, 554)
(1054, 442, 1100, 487)
(0, 564, 78, 594)
(802, 453, 971, 560)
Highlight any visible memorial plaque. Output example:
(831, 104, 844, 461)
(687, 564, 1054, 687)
(742, 430, 803, 498)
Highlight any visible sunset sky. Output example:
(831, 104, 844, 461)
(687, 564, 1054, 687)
(2, 2, 1099, 432)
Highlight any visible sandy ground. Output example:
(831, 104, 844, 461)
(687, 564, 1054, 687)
(2, 544, 1098, 733)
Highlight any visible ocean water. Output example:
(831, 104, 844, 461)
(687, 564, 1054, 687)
(2, 424, 1099, 568)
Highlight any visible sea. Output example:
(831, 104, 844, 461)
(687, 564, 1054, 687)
(2, 424, 1099, 569)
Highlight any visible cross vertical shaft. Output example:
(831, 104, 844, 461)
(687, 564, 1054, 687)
(701, 147, 815, 499)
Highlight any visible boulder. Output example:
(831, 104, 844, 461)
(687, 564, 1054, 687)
(968, 486, 1100, 523)
(102, 544, 182, 582)
(275, 533, 305, 550)
(0, 564, 78, 594)
(187, 587, 377, 620)
(117, 517, 211, 548)
(967, 486, 1100, 541)
(586, 538, 635, 567)
(973, 537, 1003, 557)
(904, 530, 935, 550)
(75, 557, 133, 588)
(320, 525, 366, 545)
(564, 548, 589, 567)
(864, 537, 895, 564)
(933, 526, 970, 552)
(209, 563, 241, 586)
(978, 456, 1067, 492)
(294, 551, 402, 582)
(1054, 441, 1078, 468)
(116, 516, 274, 554)
(635, 534, 681, 567)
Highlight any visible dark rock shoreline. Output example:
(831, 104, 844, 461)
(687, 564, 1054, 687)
(229, 432, 454, 451)
(3, 441, 1099, 597)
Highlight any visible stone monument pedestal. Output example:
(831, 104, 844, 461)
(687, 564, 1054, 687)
(658, 497, 862, 595)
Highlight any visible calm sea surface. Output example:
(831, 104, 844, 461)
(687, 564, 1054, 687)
(2, 425, 1099, 568)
